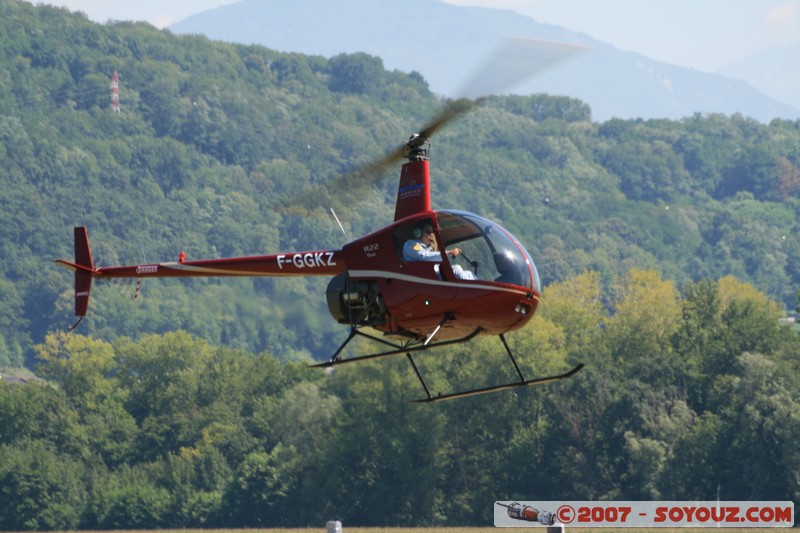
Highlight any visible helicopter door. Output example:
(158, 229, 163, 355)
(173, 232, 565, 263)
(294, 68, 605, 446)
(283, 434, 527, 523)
(397, 214, 479, 283)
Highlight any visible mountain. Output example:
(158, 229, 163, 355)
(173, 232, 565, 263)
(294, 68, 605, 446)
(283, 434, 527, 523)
(169, 0, 800, 122)
(718, 43, 800, 112)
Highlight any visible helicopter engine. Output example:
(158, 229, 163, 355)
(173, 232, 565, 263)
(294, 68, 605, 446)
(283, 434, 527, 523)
(326, 273, 385, 326)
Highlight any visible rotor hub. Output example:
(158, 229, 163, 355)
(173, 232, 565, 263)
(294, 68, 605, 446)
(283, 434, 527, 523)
(403, 134, 430, 161)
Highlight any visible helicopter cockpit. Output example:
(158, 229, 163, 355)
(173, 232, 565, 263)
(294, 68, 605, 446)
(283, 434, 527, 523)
(436, 210, 541, 292)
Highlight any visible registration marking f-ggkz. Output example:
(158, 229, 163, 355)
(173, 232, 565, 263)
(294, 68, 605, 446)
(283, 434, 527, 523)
(277, 252, 337, 270)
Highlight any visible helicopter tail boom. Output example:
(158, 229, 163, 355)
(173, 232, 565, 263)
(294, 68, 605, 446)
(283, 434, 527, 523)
(55, 227, 346, 324)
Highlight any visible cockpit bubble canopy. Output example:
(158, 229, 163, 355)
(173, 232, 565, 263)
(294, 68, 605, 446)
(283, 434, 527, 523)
(436, 210, 541, 292)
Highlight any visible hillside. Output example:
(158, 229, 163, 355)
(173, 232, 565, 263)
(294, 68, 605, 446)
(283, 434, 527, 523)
(1, 0, 800, 369)
(169, 0, 800, 122)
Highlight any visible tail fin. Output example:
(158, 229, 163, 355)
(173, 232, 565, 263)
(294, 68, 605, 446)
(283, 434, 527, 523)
(73, 227, 94, 318)
(54, 227, 96, 326)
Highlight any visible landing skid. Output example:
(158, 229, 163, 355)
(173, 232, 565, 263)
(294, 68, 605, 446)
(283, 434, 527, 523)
(408, 333, 583, 403)
(410, 361, 585, 403)
(313, 319, 584, 403)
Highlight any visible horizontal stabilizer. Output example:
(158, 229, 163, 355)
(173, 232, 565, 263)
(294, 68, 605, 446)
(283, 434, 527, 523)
(53, 259, 95, 273)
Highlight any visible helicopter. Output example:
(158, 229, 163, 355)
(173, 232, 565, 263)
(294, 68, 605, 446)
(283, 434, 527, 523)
(56, 38, 586, 402)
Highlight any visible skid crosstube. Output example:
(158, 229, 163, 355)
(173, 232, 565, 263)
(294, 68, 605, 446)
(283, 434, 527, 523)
(309, 325, 482, 369)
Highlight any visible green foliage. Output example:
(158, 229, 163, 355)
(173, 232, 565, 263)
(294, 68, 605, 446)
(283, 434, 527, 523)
(85, 465, 171, 529)
(0, 269, 798, 528)
(223, 444, 300, 526)
(328, 53, 386, 95)
(0, 440, 85, 530)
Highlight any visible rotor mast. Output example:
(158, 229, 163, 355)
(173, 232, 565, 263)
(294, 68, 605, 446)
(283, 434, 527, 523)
(393, 134, 432, 221)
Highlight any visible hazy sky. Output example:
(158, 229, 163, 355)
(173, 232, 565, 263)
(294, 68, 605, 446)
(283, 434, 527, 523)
(35, 0, 800, 72)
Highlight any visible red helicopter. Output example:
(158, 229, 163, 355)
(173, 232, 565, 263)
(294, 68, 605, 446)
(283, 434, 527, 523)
(56, 39, 585, 402)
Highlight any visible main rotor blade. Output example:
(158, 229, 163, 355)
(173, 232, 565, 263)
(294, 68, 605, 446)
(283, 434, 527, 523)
(280, 38, 587, 219)
(459, 37, 587, 100)
(409, 38, 587, 147)
(401, 38, 588, 150)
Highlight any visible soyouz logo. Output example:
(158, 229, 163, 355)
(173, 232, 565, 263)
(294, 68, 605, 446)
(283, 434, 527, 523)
(494, 501, 794, 528)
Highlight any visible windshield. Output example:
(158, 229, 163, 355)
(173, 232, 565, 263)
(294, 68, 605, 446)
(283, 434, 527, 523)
(436, 210, 541, 292)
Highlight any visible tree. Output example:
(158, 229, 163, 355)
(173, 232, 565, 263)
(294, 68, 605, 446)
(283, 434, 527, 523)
(328, 52, 385, 95)
(775, 156, 800, 199)
(709, 353, 800, 501)
(718, 144, 781, 200)
(606, 269, 681, 384)
(35, 332, 116, 410)
(0, 379, 87, 458)
(0, 275, 30, 368)
(709, 277, 785, 382)
(222, 444, 299, 526)
(0, 441, 85, 530)
(491, 94, 591, 123)
(621, 398, 696, 499)
(86, 465, 170, 529)
(114, 332, 216, 461)
(313, 362, 449, 525)
(539, 271, 606, 357)
(599, 139, 688, 201)
(659, 411, 725, 498)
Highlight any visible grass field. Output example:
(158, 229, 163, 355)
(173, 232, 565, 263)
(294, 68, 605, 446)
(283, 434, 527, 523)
(51, 525, 783, 533)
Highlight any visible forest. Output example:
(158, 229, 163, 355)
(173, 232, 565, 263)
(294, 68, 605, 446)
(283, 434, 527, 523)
(2, 272, 799, 528)
(0, 1, 798, 528)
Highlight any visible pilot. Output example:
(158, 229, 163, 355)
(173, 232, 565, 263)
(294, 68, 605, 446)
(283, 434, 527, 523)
(403, 223, 477, 280)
